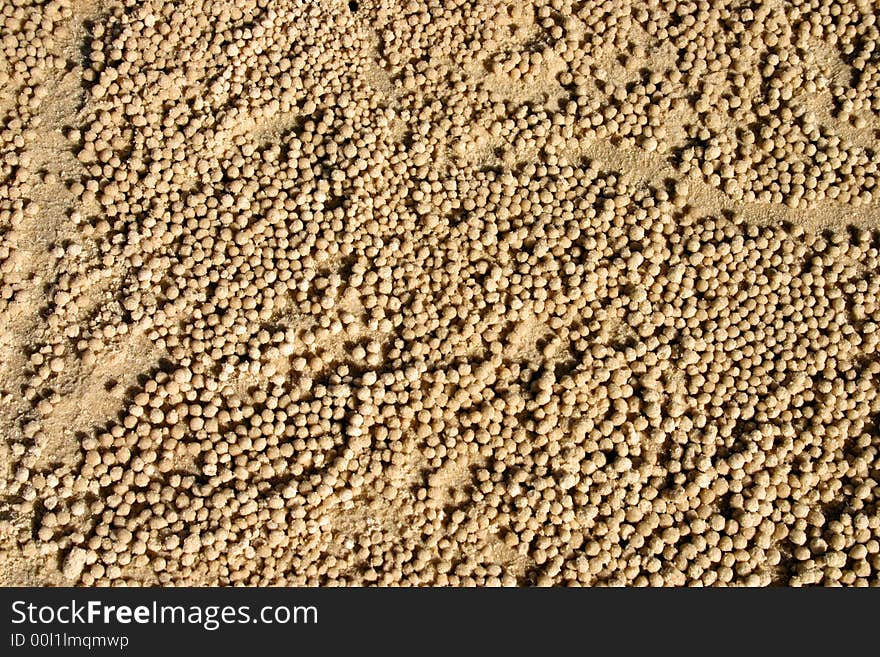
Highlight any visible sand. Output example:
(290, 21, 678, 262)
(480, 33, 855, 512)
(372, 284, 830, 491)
(1, 0, 879, 586)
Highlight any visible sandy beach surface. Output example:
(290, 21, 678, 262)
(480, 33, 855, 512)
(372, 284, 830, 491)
(1, 0, 879, 586)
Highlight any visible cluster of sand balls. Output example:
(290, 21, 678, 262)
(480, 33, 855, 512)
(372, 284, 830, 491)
(658, 0, 880, 208)
(0, 0, 73, 308)
(810, 0, 880, 126)
(377, 0, 880, 207)
(580, 0, 880, 207)
(1, 0, 879, 586)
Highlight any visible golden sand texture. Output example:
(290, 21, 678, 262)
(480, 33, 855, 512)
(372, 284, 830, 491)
(1, 0, 879, 586)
